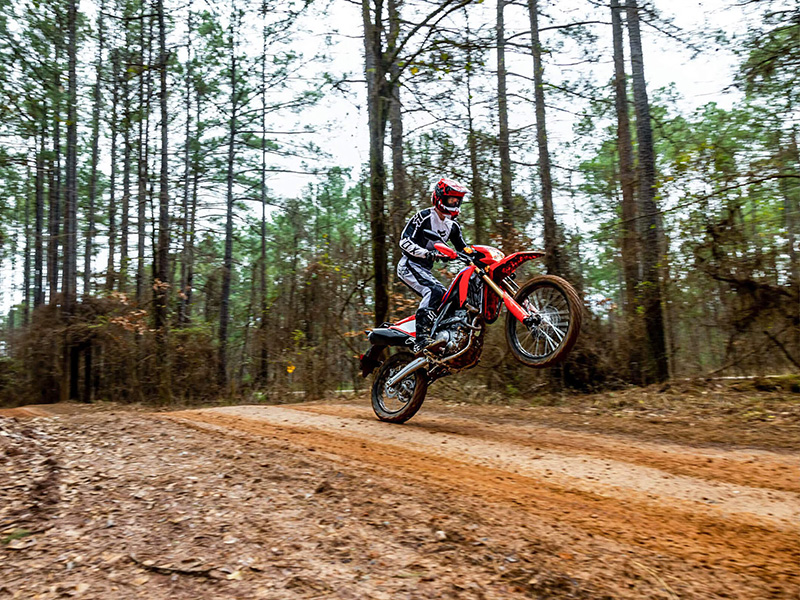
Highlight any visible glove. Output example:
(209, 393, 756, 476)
(427, 250, 450, 262)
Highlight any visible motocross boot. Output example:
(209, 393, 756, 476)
(413, 308, 442, 355)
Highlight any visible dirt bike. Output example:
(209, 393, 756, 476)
(360, 243, 582, 423)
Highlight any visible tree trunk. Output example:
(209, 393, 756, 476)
(183, 88, 201, 323)
(387, 0, 408, 248)
(106, 50, 120, 292)
(465, 15, 484, 244)
(119, 48, 132, 292)
(34, 117, 45, 308)
(178, 12, 193, 327)
(626, 0, 669, 382)
(63, 0, 79, 401)
(63, 0, 78, 309)
(47, 70, 61, 305)
(154, 0, 171, 401)
(85, 1, 106, 297)
(362, 0, 390, 326)
(611, 0, 642, 381)
(528, 0, 562, 274)
(23, 164, 31, 326)
(259, 16, 269, 386)
(83, 343, 93, 403)
(496, 0, 514, 251)
(136, 13, 153, 304)
(219, 6, 239, 387)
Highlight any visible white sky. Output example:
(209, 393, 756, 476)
(292, 0, 749, 195)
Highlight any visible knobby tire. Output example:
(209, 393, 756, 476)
(371, 351, 429, 424)
(505, 275, 582, 368)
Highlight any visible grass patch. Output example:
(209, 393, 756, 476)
(1, 529, 32, 545)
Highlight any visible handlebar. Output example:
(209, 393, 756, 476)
(433, 242, 482, 268)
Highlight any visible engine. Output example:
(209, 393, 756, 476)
(432, 309, 484, 371)
(433, 311, 471, 354)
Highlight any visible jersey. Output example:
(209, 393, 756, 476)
(399, 208, 468, 270)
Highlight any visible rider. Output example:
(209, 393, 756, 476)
(397, 177, 470, 353)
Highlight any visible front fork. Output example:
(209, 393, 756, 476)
(479, 271, 541, 327)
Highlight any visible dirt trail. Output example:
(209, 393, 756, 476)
(3, 398, 800, 599)
(167, 401, 800, 598)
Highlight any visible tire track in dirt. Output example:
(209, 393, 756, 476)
(166, 405, 800, 593)
(0, 406, 55, 418)
(293, 403, 800, 494)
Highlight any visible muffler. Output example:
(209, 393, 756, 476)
(386, 356, 429, 387)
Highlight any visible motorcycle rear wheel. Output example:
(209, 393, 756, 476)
(371, 351, 428, 423)
(505, 275, 582, 368)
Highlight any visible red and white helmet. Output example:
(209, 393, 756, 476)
(431, 178, 468, 217)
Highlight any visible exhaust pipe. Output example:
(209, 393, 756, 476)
(386, 356, 429, 387)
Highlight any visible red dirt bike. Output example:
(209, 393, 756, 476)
(360, 243, 582, 423)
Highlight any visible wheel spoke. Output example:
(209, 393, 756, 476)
(379, 360, 417, 413)
(548, 324, 566, 342)
(511, 283, 574, 359)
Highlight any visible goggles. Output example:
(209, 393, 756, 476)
(442, 195, 462, 207)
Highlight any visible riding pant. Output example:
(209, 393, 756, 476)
(397, 256, 446, 310)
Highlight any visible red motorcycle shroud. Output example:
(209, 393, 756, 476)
(388, 249, 545, 333)
(435, 250, 544, 322)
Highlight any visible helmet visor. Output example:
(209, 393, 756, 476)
(442, 195, 461, 208)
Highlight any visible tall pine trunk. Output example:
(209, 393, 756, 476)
(219, 5, 239, 386)
(259, 16, 270, 386)
(106, 50, 120, 292)
(362, 0, 390, 326)
(182, 88, 201, 324)
(465, 15, 484, 244)
(136, 13, 153, 304)
(47, 68, 62, 304)
(63, 0, 79, 400)
(626, 0, 669, 382)
(178, 12, 193, 327)
(527, 0, 562, 274)
(154, 0, 171, 401)
(34, 116, 46, 308)
(23, 165, 31, 326)
(85, 1, 106, 296)
(119, 47, 132, 292)
(496, 0, 513, 251)
(611, 0, 642, 381)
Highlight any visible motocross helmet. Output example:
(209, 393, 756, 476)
(432, 178, 468, 217)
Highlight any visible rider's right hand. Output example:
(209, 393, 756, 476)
(428, 251, 451, 262)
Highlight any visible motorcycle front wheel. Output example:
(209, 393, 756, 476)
(505, 275, 582, 368)
(371, 351, 428, 423)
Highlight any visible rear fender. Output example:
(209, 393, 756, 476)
(359, 345, 384, 378)
(368, 327, 414, 346)
(362, 317, 416, 377)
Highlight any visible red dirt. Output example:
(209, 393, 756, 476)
(2, 394, 799, 599)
